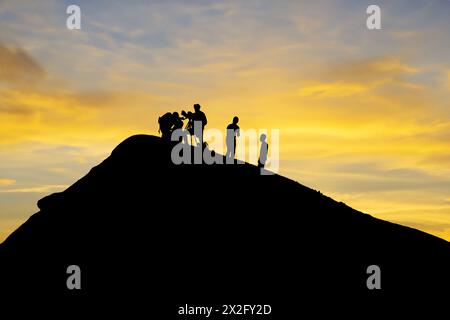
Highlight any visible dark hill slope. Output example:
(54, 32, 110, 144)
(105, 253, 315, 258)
(0, 135, 449, 313)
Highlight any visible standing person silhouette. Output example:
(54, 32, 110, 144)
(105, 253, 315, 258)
(226, 116, 240, 160)
(192, 103, 207, 146)
(258, 133, 268, 168)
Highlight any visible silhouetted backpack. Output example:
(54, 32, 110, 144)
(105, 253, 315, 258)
(158, 112, 173, 134)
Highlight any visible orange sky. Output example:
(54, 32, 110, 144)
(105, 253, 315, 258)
(1, 0, 450, 242)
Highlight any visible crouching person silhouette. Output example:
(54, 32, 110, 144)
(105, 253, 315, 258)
(258, 133, 268, 168)
(158, 112, 174, 141)
(171, 112, 186, 143)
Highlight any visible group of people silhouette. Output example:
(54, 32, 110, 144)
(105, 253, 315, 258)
(159, 103, 207, 145)
(158, 103, 268, 168)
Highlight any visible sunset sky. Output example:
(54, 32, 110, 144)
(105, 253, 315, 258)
(1, 0, 450, 242)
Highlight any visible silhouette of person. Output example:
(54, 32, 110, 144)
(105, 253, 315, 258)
(258, 134, 268, 168)
(181, 110, 195, 144)
(158, 112, 174, 141)
(192, 103, 207, 146)
(172, 112, 185, 143)
(226, 116, 240, 159)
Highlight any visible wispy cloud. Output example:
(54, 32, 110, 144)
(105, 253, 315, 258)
(298, 82, 369, 98)
(0, 42, 46, 85)
(0, 184, 67, 193)
(447, 70, 450, 89)
(0, 178, 16, 186)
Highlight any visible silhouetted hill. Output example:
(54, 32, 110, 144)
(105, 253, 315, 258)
(0, 135, 449, 314)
